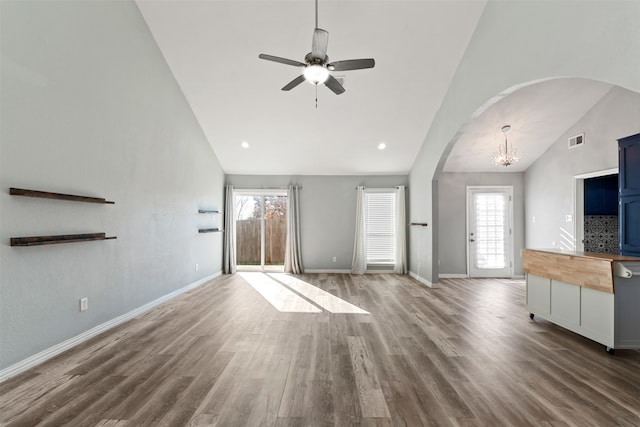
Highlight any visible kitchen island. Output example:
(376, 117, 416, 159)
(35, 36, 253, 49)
(522, 248, 640, 354)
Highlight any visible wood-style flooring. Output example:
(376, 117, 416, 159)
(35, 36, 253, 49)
(1, 273, 639, 426)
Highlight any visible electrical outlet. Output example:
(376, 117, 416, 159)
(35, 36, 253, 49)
(195, 263, 199, 272)
(332, 256, 337, 263)
(79, 297, 88, 312)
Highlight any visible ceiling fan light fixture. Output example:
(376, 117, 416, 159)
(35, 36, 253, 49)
(303, 64, 329, 85)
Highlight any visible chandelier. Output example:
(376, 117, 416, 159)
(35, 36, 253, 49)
(492, 125, 519, 167)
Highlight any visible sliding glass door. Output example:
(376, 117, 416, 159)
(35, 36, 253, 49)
(234, 190, 287, 272)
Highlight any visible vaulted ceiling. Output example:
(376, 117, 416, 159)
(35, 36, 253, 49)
(136, 1, 612, 176)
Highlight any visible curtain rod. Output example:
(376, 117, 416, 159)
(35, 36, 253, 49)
(232, 186, 301, 190)
(355, 186, 406, 189)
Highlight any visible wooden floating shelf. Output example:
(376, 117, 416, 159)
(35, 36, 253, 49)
(10, 187, 114, 204)
(198, 228, 223, 233)
(198, 210, 220, 214)
(11, 233, 117, 247)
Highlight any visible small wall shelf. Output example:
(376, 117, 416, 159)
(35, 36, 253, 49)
(10, 187, 115, 204)
(198, 228, 224, 233)
(198, 209, 222, 233)
(11, 233, 117, 247)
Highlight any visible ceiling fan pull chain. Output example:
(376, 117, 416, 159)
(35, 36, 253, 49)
(315, 84, 318, 108)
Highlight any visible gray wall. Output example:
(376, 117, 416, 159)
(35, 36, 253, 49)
(438, 172, 525, 276)
(225, 175, 408, 270)
(1, 1, 225, 370)
(409, 0, 640, 285)
(525, 86, 640, 250)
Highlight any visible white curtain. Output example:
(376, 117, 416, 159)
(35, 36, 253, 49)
(284, 185, 304, 274)
(394, 186, 407, 274)
(223, 185, 236, 274)
(351, 186, 367, 274)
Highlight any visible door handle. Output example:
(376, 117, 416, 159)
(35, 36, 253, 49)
(469, 239, 475, 242)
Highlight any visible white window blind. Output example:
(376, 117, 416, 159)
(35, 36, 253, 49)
(365, 191, 396, 264)
(474, 193, 506, 269)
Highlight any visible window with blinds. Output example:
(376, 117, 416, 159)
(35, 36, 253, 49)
(365, 191, 396, 264)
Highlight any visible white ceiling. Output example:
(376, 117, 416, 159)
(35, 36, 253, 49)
(136, 0, 486, 175)
(136, 1, 612, 176)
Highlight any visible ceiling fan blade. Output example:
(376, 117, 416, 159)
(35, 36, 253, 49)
(259, 54, 306, 67)
(282, 75, 306, 91)
(311, 28, 329, 60)
(324, 74, 345, 95)
(327, 58, 375, 71)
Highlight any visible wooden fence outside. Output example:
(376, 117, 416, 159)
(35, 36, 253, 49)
(236, 218, 286, 265)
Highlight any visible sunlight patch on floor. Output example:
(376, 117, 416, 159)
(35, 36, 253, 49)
(240, 272, 322, 313)
(269, 273, 369, 314)
(240, 272, 369, 314)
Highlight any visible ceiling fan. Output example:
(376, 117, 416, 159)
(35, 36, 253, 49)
(258, 0, 375, 95)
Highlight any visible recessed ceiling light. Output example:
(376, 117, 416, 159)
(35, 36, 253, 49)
(378, 143, 386, 150)
(241, 141, 249, 149)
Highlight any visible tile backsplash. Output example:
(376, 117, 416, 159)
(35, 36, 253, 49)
(584, 215, 619, 254)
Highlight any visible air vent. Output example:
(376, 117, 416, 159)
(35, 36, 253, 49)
(568, 133, 585, 149)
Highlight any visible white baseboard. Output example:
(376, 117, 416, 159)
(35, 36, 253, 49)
(0, 271, 222, 383)
(303, 269, 352, 274)
(409, 271, 441, 289)
(438, 274, 525, 279)
(303, 269, 398, 274)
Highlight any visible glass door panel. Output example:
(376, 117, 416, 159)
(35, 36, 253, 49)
(235, 194, 262, 270)
(263, 195, 287, 271)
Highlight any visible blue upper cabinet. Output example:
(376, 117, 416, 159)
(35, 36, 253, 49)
(585, 174, 618, 216)
(619, 133, 640, 256)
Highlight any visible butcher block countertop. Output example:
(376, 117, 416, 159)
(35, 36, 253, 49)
(522, 248, 640, 294)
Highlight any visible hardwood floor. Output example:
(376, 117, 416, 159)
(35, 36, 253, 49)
(1, 274, 639, 426)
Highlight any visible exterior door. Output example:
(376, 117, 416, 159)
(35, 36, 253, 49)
(467, 187, 513, 278)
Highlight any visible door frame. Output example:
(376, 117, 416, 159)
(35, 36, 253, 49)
(233, 189, 287, 272)
(466, 186, 514, 278)
(573, 168, 618, 252)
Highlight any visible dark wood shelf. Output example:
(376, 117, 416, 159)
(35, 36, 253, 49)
(11, 233, 117, 247)
(198, 210, 220, 214)
(198, 228, 223, 233)
(10, 187, 115, 204)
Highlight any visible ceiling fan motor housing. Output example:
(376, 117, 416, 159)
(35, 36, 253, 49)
(305, 52, 328, 65)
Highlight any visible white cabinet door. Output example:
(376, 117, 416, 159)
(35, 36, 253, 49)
(580, 287, 614, 347)
(527, 274, 550, 316)
(550, 280, 581, 328)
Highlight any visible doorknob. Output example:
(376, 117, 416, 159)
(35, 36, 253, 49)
(469, 239, 475, 242)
